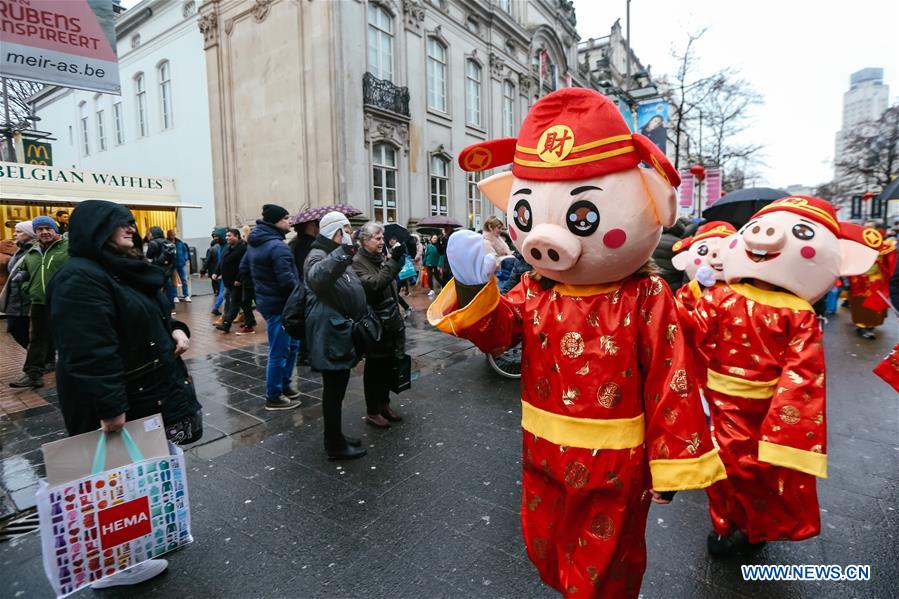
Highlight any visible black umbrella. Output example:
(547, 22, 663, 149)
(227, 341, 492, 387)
(384, 223, 416, 256)
(417, 215, 463, 227)
(290, 203, 362, 226)
(875, 178, 899, 202)
(702, 187, 789, 229)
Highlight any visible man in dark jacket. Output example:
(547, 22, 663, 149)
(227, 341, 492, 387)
(290, 219, 319, 363)
(215, 228, 249, 333)
(244, 204, 302, 410)
(146, 226, 176, 305)
(201, 228, 225, 295)
(166, 229, 191, 302)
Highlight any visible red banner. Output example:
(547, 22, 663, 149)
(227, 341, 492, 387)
(679, 169, 694, 208)
(705, 168, 722, 207)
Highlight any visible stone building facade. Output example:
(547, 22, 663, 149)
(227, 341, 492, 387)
(200, 0, 584, 229)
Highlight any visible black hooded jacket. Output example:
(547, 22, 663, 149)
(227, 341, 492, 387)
(47, 200, 200, 436)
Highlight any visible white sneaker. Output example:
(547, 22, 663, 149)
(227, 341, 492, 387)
(90, 559, 168, 589)
(183, 296, 192, 303)
(428, 290, 435, 297)
(173, 297, 180, 303)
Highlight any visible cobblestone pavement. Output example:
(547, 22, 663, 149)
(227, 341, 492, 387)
(0, 287, 896, 598)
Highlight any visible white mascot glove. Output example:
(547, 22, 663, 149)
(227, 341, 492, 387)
(695, 265, 717, 288)
(447, 230, 496, 286)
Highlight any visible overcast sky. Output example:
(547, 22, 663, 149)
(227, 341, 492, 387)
(572, 0, 899, 189)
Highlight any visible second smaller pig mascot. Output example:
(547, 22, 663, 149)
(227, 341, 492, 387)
(428, 88, 726, 599)
(681, 197, 880, 556)
(671, 221, 737, 312)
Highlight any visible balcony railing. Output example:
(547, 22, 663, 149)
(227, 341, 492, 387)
(363, 72, 410, 118)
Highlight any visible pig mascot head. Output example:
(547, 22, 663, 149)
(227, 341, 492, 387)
(721, 196, 881, 303)
(671, 221, 737, 282)
(458, 88, 679, 285)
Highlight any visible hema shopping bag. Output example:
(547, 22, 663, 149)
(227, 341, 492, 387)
(36, 417, 193, 598)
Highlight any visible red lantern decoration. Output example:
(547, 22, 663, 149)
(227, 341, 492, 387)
(862, 191, 875, 201)
(689, 164, 706, 181)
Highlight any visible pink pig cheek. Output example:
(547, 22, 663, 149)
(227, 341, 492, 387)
(509, 228, 517, 242)
(729, 238, 738, 249)
(693, 258, 702, 266)
(603, 229, 627, 249)
(800, 246, 816, 259)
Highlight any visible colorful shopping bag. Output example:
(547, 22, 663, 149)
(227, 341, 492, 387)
(36, 426, 193, 598)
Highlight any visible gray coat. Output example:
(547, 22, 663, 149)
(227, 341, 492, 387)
(1, 245, 32, 316)
(303, 236, 368, 371)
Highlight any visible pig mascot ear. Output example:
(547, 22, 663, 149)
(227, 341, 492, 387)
(839, 240, 879, 276)
(632, 134, 678, 227)
(671, 250, 691, 272)
(478, 171, 515, 211)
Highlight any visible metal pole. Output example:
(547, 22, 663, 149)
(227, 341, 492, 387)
(2, 77, 16, 161)
(625, 0, 631, 91)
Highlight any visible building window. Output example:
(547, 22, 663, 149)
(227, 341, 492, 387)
(467, 172, 482, 230)
(79, 102, 89, 156)
(426, 37, 447, 112)
(95, 97, 106, 151)
(498, 0, 511, 13)
(372, 142, 398, 223)
(502, 79, 515, 136)
(158, 61, 173, 129)
(429, 154, 449, 215)
(465, 59, 482, 126)
(135, 73, 148, 137)
(367, 3, 394, 82)
(113, 102, 125, 145)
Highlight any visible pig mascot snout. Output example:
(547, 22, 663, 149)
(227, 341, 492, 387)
(676, 196, 880, 556)
(427, 88, 727, 598)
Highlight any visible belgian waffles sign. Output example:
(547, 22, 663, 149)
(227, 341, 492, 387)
(97, 496, 152, 548)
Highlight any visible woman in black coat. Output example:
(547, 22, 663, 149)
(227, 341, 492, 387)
(352, 221, 406, 429)
(47, 200, 202, 443)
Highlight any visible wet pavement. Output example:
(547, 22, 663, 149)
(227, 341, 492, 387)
(0, 292, 896, 598)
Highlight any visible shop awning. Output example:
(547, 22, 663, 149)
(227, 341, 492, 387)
(0, 162, 201, 209)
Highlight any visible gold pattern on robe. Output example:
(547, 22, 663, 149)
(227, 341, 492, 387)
(587, 311, 600, 327)
(622, 312, 631, 327)
(810, 444, 823, 453)
(526, 286, 537, 300)
(762, 313, 780, 327)
(611, 288, 622, 304)
(478, 317, 494, 332)
(576, 363, 590, 376)
(587, 565, 600, 585)
(728, 349, 738, 356)
(779, 405, 801, 425)
(564, 461, 590, 488)
(741, 333, 751, 347)
(578, 538, 589, 548)
(596, 382, 622, 408)
(562, 386, 580, 405)
(728, 366, 746, 376)
(535, 377, 551, 400)
(662, 407, 679, 424)
(528, 494, 542, 511)
(786, 370, 804, 385)
(538, 332, 549, 349)
(560, 332, 585, 358)
(533, 536, 548, 560)
(686, 432, 702, 454)
(777, 479, 785, 495)
(552, 363, 561, 373)
(777, 386, 790, 395)
(669, 369, 690, 397)
(788, 336, 805, 354)
(733, 317, 744, 325)
(606, 472, 623, 491)
(647, 276, 664, 296)
(813, 372, 825, 387)
(655, 439, 670, 459)
(622, 368, 633, 378)
(533, 310, 541, 326)
(555, 312, 564, 322)
(771, 425, 781, 432)
(665, 324, 678, 346)
(722, 297, 737, 310)
(599, 335, 620, 356)
(703, 294, 714, 303)
(806, 431, 814, 439)
(664, 358, 673, 368)
(640, 308, 653, 324)
(746, 299, 756, 317)
(813, 412, 824, 425)
(750, 353, 761, 364)
(589, 513, 615, 540)
(722, 328, 733, 341)
(549, 290, 560, 302)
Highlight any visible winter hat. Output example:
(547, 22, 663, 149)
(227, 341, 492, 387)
(319, 211, 351, 240)
(14, 221, 35, 238)
(32, 215, 59, 233)
(262, 204, 289, 224)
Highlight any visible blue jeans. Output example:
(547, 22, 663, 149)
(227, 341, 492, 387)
(164, 278, 177, 306)
(174, 264, 189, 297)
(212, 283, 226, 311)
(263, 313, 300, 399)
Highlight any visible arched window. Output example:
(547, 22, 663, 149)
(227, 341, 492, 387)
(502, 79, 515, 136)
(465, 59, 482, 126)
(158, 61, 173, 129)
(426, 37, 447, 112)
(367, 4, 394, 82)
(134, 73, 148, 137)
(78, 101, 89, 156)
(372, 142, 398, 223)
(94, 95, 106, 151)
(429, 154, 449, 215)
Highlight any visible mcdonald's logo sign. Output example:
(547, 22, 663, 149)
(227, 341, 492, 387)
(23, 140, 53, 166)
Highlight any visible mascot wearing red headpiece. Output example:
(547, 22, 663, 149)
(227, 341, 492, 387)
(679, 198, 879, 556)
(427, 88, 726, 598)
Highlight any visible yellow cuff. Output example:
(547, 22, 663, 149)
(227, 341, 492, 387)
(758, 440, 827, 478)
(521, 402, 645, 450)
(649, 447, 728, 491)
(689, 279, 703, 300)
(706, 369, 778, 399)
(426, 278, 500, 335)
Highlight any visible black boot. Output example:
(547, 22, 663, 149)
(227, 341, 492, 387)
(707, 530, 754, 557)
(9, 373, 43, 389)
(343, 434, 362, 447)
(325, 442, 367, 461)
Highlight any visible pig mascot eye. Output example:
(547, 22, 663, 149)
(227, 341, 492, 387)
(566, 200, 600, 237)
(792, 223, 815, 240)
(697, 244, 709, 256)
(512, 199, 533, 232)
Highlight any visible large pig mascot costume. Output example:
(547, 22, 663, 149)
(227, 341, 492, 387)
(681, 197, 880, 556)
(427, 88, 726, 598)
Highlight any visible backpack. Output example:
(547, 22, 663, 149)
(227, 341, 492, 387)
(281, 282, 307, 340)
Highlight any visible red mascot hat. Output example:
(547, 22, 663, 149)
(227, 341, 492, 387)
(752, 196, 841, 237)
(458, 88, 680, 187)
(672, 221, 737, 253)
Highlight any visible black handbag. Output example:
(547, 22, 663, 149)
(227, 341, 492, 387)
(390, 353, 412, 393)
(373, 296, 403, 334)
(352, 307, 383, 354)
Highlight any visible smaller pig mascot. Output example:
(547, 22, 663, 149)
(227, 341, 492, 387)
(682, 198, 880, 556)
(427, 88, 726, 598)
(671, 221, 737, 311)
(847, 232, 896, 340)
